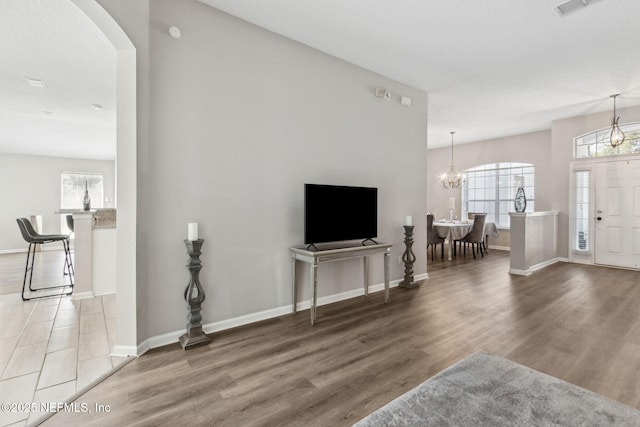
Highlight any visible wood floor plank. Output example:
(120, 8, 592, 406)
(43, 250, 640, 426)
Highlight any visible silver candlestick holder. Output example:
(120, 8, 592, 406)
(400, 225, 422, 289)
(179, 239, 211, 350)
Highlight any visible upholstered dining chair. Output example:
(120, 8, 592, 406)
(467, 212, 488, 251)
(427, 213, 445, 261)
(16, 217, 74, 300)
(455, 213, 486, 259)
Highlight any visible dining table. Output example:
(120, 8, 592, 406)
(432, 220, 499, 260)
(433, 221, 472, 260)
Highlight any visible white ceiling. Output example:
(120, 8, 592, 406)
(3, 1, 640, 157)
(199, 0, 640, 148)
(0, 0, 115, 160)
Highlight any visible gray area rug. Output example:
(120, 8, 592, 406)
(354, 351, 640, 426)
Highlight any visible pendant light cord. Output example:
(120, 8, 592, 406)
(450, 131, 455, 166)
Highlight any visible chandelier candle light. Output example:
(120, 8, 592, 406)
(609, 94, 625, 148)
(440, 131, 463, 189)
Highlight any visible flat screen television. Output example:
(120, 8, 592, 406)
(304, 184, 378, 245)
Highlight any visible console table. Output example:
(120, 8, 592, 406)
(290, 242, 392, 325)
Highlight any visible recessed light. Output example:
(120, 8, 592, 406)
(91, 104, 103, 110)
(26, 78, 44, 88)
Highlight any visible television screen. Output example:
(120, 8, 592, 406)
(304, 184, 378, 245)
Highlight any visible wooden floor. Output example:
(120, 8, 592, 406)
(45, 249, 640, 426)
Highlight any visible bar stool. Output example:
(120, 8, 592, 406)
(66, 214, 74, 234)
(16, 218, 74, 300)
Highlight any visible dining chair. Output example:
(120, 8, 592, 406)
(455, 213, 487, 259)
(16, 217, 74, 300)
(467, 212, 488, 251)
(427, 214, 445, 261)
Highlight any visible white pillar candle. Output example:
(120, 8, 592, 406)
(449, 197, 455, 210)
(188, 222, 198, 241)
(405, 216, 412, 226)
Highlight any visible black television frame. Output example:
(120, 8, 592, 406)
(304, 183, 378, 247)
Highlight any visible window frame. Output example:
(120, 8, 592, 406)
(569, 161, 596, 265)
(60, 172, 105, 233)
(572, 169, 591, 254)
(574, 122, 640, 159)
(461, 162, 535, 229)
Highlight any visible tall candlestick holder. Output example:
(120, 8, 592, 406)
(400, 225, 422, 288)
(179, 239, 211, 350)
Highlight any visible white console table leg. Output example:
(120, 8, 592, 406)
(310, 263, 318, 325)
(363, 256, 369, 296)
(384, 250, 390, 303)
(291, 255, 297, 314)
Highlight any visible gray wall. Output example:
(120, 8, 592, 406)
(0, 153, 115, 252)
(99, 0, 428, 341)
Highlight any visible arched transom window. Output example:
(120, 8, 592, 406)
(575, 122, 640, 158)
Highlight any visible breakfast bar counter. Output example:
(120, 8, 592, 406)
(55, 209, 117, 298)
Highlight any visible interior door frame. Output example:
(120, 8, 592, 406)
(72, 0, 138, 356)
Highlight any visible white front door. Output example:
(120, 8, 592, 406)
(594, 159, 640, 268)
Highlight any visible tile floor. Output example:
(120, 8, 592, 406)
(0, 256, 126, 426)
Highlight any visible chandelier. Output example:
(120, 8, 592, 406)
(440, 131, 463, 189)
(609, 94, 625, 148)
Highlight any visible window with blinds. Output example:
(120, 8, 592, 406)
(574, 170, 590, 252)
(462, 162, 535, 228)
(60, 172, 104, 233)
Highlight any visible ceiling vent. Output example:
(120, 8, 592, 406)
(26, 78, 44, 88)
(555, 0, 602, 16)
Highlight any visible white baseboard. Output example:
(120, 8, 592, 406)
(530, 257, 562, 272)
(508, 268, 532, 276)
(0, 249, 24, 254)
(138, 276, 421, 354)
(509, 257, 562, 276)
(72, 291, 95, 300)
(294, 278, 404, 312)
(93, 291, 117, 297)
(488, 245, 510, 251)
(0, 245, 66, 255)
(111, 344, 138, 358)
